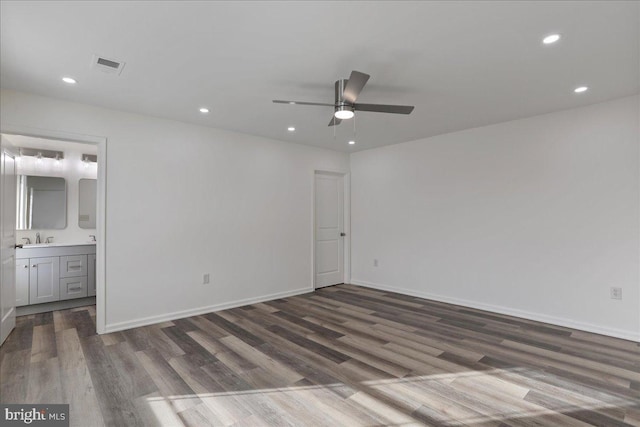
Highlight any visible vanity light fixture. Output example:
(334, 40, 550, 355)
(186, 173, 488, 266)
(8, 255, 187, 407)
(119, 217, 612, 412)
(82, 154, 97, 169)
(19, 148, 65, 161)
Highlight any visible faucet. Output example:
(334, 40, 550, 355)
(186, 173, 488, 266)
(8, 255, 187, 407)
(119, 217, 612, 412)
(89, 235, 96, 242)
(45, 237, 54, 243)
(22, 237, 31, 244)
(35, 232, 41, 244)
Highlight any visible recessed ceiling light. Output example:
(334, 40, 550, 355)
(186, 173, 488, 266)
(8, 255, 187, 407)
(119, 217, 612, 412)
(62, 77, 77, 84)
(287, 127, 295, 132)
(199, 107, 210, 113)
(574, 86, 588, 93)
(542, 34, 561, 44)
(348, 140, 356, 145)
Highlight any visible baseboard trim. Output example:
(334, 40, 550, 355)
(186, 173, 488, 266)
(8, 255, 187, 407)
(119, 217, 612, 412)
(351, 279, 640, 342)
(103, 286, 313, 334)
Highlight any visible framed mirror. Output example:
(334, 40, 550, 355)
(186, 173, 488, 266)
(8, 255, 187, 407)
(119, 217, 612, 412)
(78, 178, 97, 229)
(16, 175, 67, 230)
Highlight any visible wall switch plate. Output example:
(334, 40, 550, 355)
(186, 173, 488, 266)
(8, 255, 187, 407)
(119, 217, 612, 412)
(203, 273, 210, 284)
(610, 287, 622, 300)
(373, 259, 379, 267)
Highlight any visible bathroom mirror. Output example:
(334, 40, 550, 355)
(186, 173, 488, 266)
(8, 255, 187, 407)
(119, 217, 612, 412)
(16, 175, 67, 230)
(78, 179, 97, 229)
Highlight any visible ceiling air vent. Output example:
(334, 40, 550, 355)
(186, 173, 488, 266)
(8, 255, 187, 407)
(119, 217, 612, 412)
(91, 54, 125, 75)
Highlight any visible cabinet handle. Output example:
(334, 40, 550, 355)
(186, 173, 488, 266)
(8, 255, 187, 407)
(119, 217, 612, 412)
(23, 265, 28, 268)
(69, 287, 82, 291)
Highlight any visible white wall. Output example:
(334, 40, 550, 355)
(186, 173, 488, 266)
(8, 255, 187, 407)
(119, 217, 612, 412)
(0, 89, 349, 331)
(10, 140, 98, 244)
(351, 95, 640, 341)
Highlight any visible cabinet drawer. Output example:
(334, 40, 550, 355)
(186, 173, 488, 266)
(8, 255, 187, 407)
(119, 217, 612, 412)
(60, 277, 88, 300)
(60, 255, 87, 278)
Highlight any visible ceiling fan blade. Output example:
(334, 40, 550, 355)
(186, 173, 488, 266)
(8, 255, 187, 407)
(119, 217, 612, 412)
(354, 103, 414, 114)
(328, 116, 342, 127)
(342, 71, 370, 103)
(273, 100, 334, 107)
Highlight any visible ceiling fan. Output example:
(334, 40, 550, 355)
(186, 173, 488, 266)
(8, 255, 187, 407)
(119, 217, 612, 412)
(273, 70, 415, 126)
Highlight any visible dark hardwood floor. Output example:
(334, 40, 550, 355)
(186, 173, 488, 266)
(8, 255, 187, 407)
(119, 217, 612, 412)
(1, 284, 639, 426)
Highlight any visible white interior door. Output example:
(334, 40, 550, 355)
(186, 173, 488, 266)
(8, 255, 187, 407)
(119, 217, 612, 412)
(0, 139, 17, 345)
(315, 172, 344, 288)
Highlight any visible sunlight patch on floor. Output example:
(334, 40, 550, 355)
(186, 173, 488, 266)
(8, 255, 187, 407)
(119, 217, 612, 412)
(145, 367, 635, 426)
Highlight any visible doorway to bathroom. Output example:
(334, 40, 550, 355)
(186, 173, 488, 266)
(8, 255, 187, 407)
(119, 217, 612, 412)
(0, 127, 106, 344)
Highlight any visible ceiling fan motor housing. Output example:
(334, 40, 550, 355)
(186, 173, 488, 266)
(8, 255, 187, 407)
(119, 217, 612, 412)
(335, 79, 352, 107)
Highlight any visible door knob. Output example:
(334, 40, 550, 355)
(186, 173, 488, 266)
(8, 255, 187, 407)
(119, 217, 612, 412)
(23, 265, 28, 268)
(340, 232, 346, 236)
(32, 265, 36, 268)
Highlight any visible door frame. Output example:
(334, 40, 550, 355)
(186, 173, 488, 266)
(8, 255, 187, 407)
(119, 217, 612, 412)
(312, 169, 350, 289)
(0, 124, 107, 334)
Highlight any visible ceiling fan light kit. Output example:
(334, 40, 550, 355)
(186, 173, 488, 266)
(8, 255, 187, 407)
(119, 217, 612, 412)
(334, 107, 354, 119)
(273, 70, 414, 127)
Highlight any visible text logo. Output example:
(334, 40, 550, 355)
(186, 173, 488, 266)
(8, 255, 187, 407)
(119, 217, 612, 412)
(1, 405, 69, 426)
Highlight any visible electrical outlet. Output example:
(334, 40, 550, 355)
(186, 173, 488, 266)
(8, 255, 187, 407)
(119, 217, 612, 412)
(373, 259, 378, 267)
(203, 273, 210, 285)
(610, 287, 622, 300)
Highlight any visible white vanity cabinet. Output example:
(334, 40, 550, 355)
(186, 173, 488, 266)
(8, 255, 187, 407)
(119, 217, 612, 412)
(29, 257, 61, 304)
(16, 257, 61, 305)
(15, 259, 31, 307)
(16, 244, 96, 306)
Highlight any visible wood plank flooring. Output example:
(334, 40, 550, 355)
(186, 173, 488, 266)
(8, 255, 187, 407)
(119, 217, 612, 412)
(1, 284, 639, 426)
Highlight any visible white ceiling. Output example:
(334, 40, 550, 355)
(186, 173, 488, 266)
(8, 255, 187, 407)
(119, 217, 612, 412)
(1, 1, 638, 152)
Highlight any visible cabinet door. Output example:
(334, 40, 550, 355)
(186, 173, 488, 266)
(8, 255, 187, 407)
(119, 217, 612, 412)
(60, 255, 88, 278)
(15, 259, 30, 307)
(87, 253, 96, 297)
(60, 277, 88, 300)
(29, 257, 60, 304)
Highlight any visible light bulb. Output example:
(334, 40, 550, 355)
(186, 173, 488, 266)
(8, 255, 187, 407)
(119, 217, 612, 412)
(334, 109, 354, 120)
